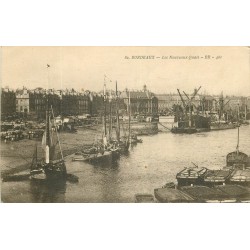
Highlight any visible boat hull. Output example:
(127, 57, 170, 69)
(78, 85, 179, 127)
(229, 170, 250, 186)
(210, 123, 237, 131)
(44, 161, 67, 181)
(176, 167, 207, 187)
(203, 169, 232, 186)
(154, 187, 194, 203)
(226, 151, 249, 168)
(171, 127, 197, 134)
(72, 151, 113, 164)
(177, 177, 205, 187)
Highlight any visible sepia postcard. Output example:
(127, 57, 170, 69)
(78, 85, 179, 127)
(1, 46, 250, 203)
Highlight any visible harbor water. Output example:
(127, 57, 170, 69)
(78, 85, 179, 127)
(1, 125, 250, 202)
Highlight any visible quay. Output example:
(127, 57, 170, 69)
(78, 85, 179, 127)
(1, 121, 158, 177)
(1, 125, 100, 177)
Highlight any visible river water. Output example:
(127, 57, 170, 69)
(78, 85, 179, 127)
(1, 125, 250, 202)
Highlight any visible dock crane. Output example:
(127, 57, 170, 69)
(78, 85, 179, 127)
(177, 89, 188, 125)
(182, 86, 202, 127)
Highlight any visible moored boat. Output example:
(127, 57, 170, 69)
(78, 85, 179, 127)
(171, 126, 197, 134)
(203, 169, 232, 186)
(215, 185, 250, 202)
(154, 187, 194, 203)
(229, 170, 250, 185)
(176, 166, 207, 186)
(72, 150, 113, 163)
(30, 101, 67, 181)
(226, 151, 249, 169)
(179, 186, 234, 203)
(226, 124, 250, 169)
(210, 122, 237, 131)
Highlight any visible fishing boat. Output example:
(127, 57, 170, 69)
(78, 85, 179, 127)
(107, 84, 120, 159)
(72, 150, 112, 163)
(30, 145, 46, 180)
(72, 81, 116, 163)
(176, 164, 207, 186)
(114, 83, 130, 153)
(30, 102, 67, 181)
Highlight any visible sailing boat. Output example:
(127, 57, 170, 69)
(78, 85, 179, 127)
(104, 86, 120, 159)
(72, 83, 114, 163)
(30, 101, 67, 180)
(126, 90, 143, 144)
(30, 144, 46, 180)
(113, 82, 129, 153)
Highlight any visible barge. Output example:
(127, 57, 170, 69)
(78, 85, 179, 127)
(176, 166, 207, 186)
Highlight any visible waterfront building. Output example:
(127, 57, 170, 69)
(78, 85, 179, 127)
(120, 85, 158, 116)
(154, 94, 180, 115)
(16, 87, 30, 117)
(29, 88, 61, 119)
(61, 89, 90, 116)
(1, 88, 16, 118)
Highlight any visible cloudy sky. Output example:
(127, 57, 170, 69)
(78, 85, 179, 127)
(1, 46, 249, 96)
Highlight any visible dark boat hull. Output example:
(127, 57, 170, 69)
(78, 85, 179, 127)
(171, 127, 197, 134)
(44, 161, 67, 181)
(226, 151, 249, 168)
(176, 167, 207, 187)
(177, 177, 205, 187)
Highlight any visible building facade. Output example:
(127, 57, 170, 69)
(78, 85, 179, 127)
(1, 88, 16, 118)
(16, 87, 30, 117)
(155, 94, 181, 115)
(120, 87, 158, 116)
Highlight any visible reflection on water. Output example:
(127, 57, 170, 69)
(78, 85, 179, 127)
(29, 179, 66, 203)
(1, 125, 250, 202)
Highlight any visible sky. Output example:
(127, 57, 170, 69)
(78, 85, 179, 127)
(1, 46, 250, 96)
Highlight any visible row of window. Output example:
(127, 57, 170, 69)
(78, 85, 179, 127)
(16, 106, 28, 112)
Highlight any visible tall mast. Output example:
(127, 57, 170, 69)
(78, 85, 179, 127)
(115, 81, 120, 141)
(236, 103, 240, 154)
(103, 83, 107, 136)
(45, 95, 50, 164)
(109, 89, 112, 142)
(51, 106, 64, 161)
(128, 90, 131, 144)
(45, 64, 51, 164)
(103, 82, 107, 147)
